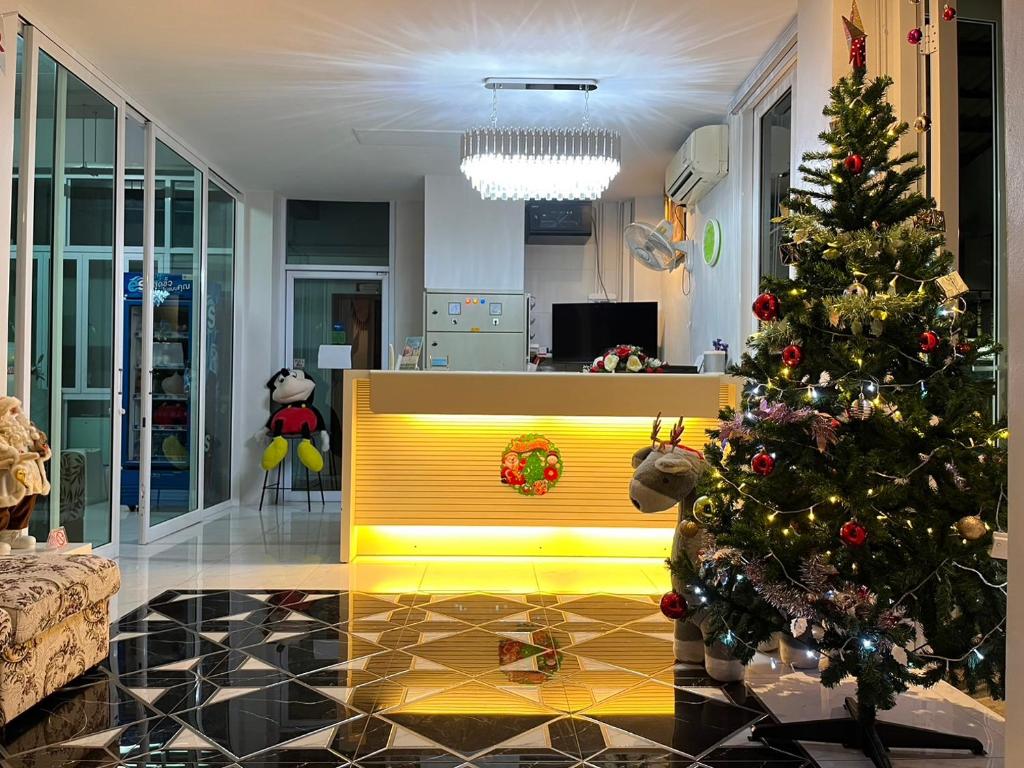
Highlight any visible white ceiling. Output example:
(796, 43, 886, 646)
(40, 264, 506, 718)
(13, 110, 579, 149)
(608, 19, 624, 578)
(21, 0, 796, 200)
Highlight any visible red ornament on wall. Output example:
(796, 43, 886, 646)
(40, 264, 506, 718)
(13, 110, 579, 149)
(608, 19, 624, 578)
(844, 154, 865, 174)
(659, 591, 687, 620)
(907, 27, 923, 45)
(752, 292, 780, 322)
(782, 344, 804, 367)
(942, 4, 956, 21)
(919, 330, 940, 353)
(751, 451, 776, 477)
(840, 520, 868, 548)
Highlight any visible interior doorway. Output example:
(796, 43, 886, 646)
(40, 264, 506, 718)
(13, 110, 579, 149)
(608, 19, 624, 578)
(283, 271, 388, 501)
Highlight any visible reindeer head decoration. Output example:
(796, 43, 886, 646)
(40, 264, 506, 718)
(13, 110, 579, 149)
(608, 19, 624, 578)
(629, 413, 707, 513)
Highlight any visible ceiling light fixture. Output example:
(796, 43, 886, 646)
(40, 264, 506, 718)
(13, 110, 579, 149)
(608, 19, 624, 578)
(460, 77, 621, 201)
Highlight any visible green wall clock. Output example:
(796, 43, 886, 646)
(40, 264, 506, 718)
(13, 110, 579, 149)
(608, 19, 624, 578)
(703, 218, 722, 267)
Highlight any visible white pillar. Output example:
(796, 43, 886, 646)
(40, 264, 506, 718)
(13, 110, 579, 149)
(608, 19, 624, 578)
(0, 14, 17, 395)
(1003, 0, 1023, 760)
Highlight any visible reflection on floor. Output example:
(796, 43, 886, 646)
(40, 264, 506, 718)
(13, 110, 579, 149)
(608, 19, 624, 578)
(0, 504, 1004, 767)
(0, 589, 817, 768)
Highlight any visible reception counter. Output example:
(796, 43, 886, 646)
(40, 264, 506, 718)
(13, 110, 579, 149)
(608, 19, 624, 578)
(341, 370, 739, 561)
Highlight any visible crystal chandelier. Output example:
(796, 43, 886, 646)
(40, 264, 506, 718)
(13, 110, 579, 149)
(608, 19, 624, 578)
(460, 78, 621, 201)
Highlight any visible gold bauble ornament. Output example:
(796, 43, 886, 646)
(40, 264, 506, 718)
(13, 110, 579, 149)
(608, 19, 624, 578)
(914, 113, 931, 133)
(678, 520, 702, 539)
(844, 281, 869, 297)
(692, 495, 714, 519)
(955, 515, 987, 541)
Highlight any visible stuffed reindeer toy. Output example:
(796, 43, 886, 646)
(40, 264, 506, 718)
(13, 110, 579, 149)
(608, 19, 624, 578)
(629, 414, 744, 682)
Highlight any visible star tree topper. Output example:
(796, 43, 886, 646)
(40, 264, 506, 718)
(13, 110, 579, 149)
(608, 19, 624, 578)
(843, 0, 867, 71)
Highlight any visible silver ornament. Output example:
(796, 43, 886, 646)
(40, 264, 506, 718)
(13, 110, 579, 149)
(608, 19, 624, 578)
(850, 395, 874, 420)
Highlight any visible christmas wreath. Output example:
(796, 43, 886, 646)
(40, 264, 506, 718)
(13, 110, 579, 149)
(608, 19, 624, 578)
(501, 434, 562, 496)
(498, 632, 564, 683)
(586, 344, 664, 373)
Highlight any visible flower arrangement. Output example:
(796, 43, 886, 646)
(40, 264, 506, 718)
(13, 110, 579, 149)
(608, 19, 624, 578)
(712, 338, 729, 354)
(586, 345, 664, 373)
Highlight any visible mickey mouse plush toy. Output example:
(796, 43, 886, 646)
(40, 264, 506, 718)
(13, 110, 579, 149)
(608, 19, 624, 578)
(261, 368, 330, 473)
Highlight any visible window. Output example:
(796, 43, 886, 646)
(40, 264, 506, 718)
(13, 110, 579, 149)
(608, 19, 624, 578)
(285, 200, 389, 266)
(758, 90, 792, 281)
(957, 18, 1000, 340)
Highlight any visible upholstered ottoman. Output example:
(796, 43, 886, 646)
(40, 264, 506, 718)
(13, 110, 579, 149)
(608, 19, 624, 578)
(0, 554, 120, 725)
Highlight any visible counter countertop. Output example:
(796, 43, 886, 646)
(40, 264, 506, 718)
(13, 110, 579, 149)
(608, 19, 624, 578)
(356, 369, 734, 417)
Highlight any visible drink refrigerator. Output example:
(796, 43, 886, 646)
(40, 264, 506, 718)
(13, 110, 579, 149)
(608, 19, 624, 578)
(120, 273, 194, 509)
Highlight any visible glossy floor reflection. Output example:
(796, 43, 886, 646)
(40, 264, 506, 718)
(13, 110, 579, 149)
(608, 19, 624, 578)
(0, 504, 1005, 767)
(0, 589, 818, 768)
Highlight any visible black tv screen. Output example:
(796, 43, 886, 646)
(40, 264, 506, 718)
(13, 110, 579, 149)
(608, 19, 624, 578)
(552, 302, 659, 362)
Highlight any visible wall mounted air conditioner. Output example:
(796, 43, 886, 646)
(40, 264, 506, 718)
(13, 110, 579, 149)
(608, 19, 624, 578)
(664, 124, 729, 206)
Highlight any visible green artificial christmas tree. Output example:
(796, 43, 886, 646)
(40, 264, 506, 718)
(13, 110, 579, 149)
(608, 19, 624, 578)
(670, 19, 1007, 768)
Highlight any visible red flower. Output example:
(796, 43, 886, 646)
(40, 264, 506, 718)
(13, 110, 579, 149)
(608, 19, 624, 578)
(595, 359, 604, 369)
(656, 367, 665, 373)
(616, 346, 630, 357)
(544, 466, 559, 481)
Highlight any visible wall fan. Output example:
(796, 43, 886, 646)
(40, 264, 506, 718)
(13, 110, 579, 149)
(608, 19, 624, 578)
(624, 219, 696, 272)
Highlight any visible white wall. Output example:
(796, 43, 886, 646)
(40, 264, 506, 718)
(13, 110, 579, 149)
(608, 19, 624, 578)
(526, 201, 627, 352)
(792, 0, 839, 182)
(681, 114, 746, 365)
(234, 190, 276, 503)
(524, 198, 687, 364)
(423, 175, 525, 292)
(524, 238, 599, 352)
(393, 198, 425, 345)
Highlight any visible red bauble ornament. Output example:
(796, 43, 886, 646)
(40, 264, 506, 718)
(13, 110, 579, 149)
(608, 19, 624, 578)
(955, 341, 973, 356)
(752, 292, 780, 322)
(660, 591, 687, 620)
(907, 27, 923, 45)
(919, 330, 940, 353)
(781, 344, 804, 367)
(843, 154, 865, 174)
(840, 520, 868, 548)
(751, 451, 775, 477)
(943, 4, 956, 21)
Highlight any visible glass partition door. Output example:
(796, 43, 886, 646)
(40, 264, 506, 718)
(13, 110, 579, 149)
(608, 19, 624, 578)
(204, 181, 236, 508)
(140, 139, 203, 533)
(28, 49, 119, 547)
(285, 271, 388, 499)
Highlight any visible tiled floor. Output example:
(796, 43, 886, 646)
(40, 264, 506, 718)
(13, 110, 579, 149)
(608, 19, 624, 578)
(0, 504, 1007, 767)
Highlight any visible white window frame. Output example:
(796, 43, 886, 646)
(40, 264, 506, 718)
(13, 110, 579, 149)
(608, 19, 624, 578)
(727, 19, 798, 343)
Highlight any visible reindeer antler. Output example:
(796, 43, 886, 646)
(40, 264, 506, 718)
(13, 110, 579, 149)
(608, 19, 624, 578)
(667, 417, 685, 449)
(650, 413, 663, 447)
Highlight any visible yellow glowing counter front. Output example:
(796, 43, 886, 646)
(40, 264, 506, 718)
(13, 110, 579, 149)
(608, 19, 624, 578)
(341, 370, 739, 561)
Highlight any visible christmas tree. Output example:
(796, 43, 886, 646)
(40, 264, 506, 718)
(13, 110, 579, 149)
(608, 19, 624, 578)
(671, 35, 1008, 725)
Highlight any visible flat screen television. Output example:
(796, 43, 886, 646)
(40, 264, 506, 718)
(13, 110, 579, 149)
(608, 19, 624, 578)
(552, 301, 659, 362)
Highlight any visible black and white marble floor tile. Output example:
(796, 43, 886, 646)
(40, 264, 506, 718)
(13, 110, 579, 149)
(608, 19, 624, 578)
(0, 590, 828, 768)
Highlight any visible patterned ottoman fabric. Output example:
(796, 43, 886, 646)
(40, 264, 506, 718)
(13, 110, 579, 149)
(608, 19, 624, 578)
(0, 600, 110, 726)
(0, 555, 120, 645)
